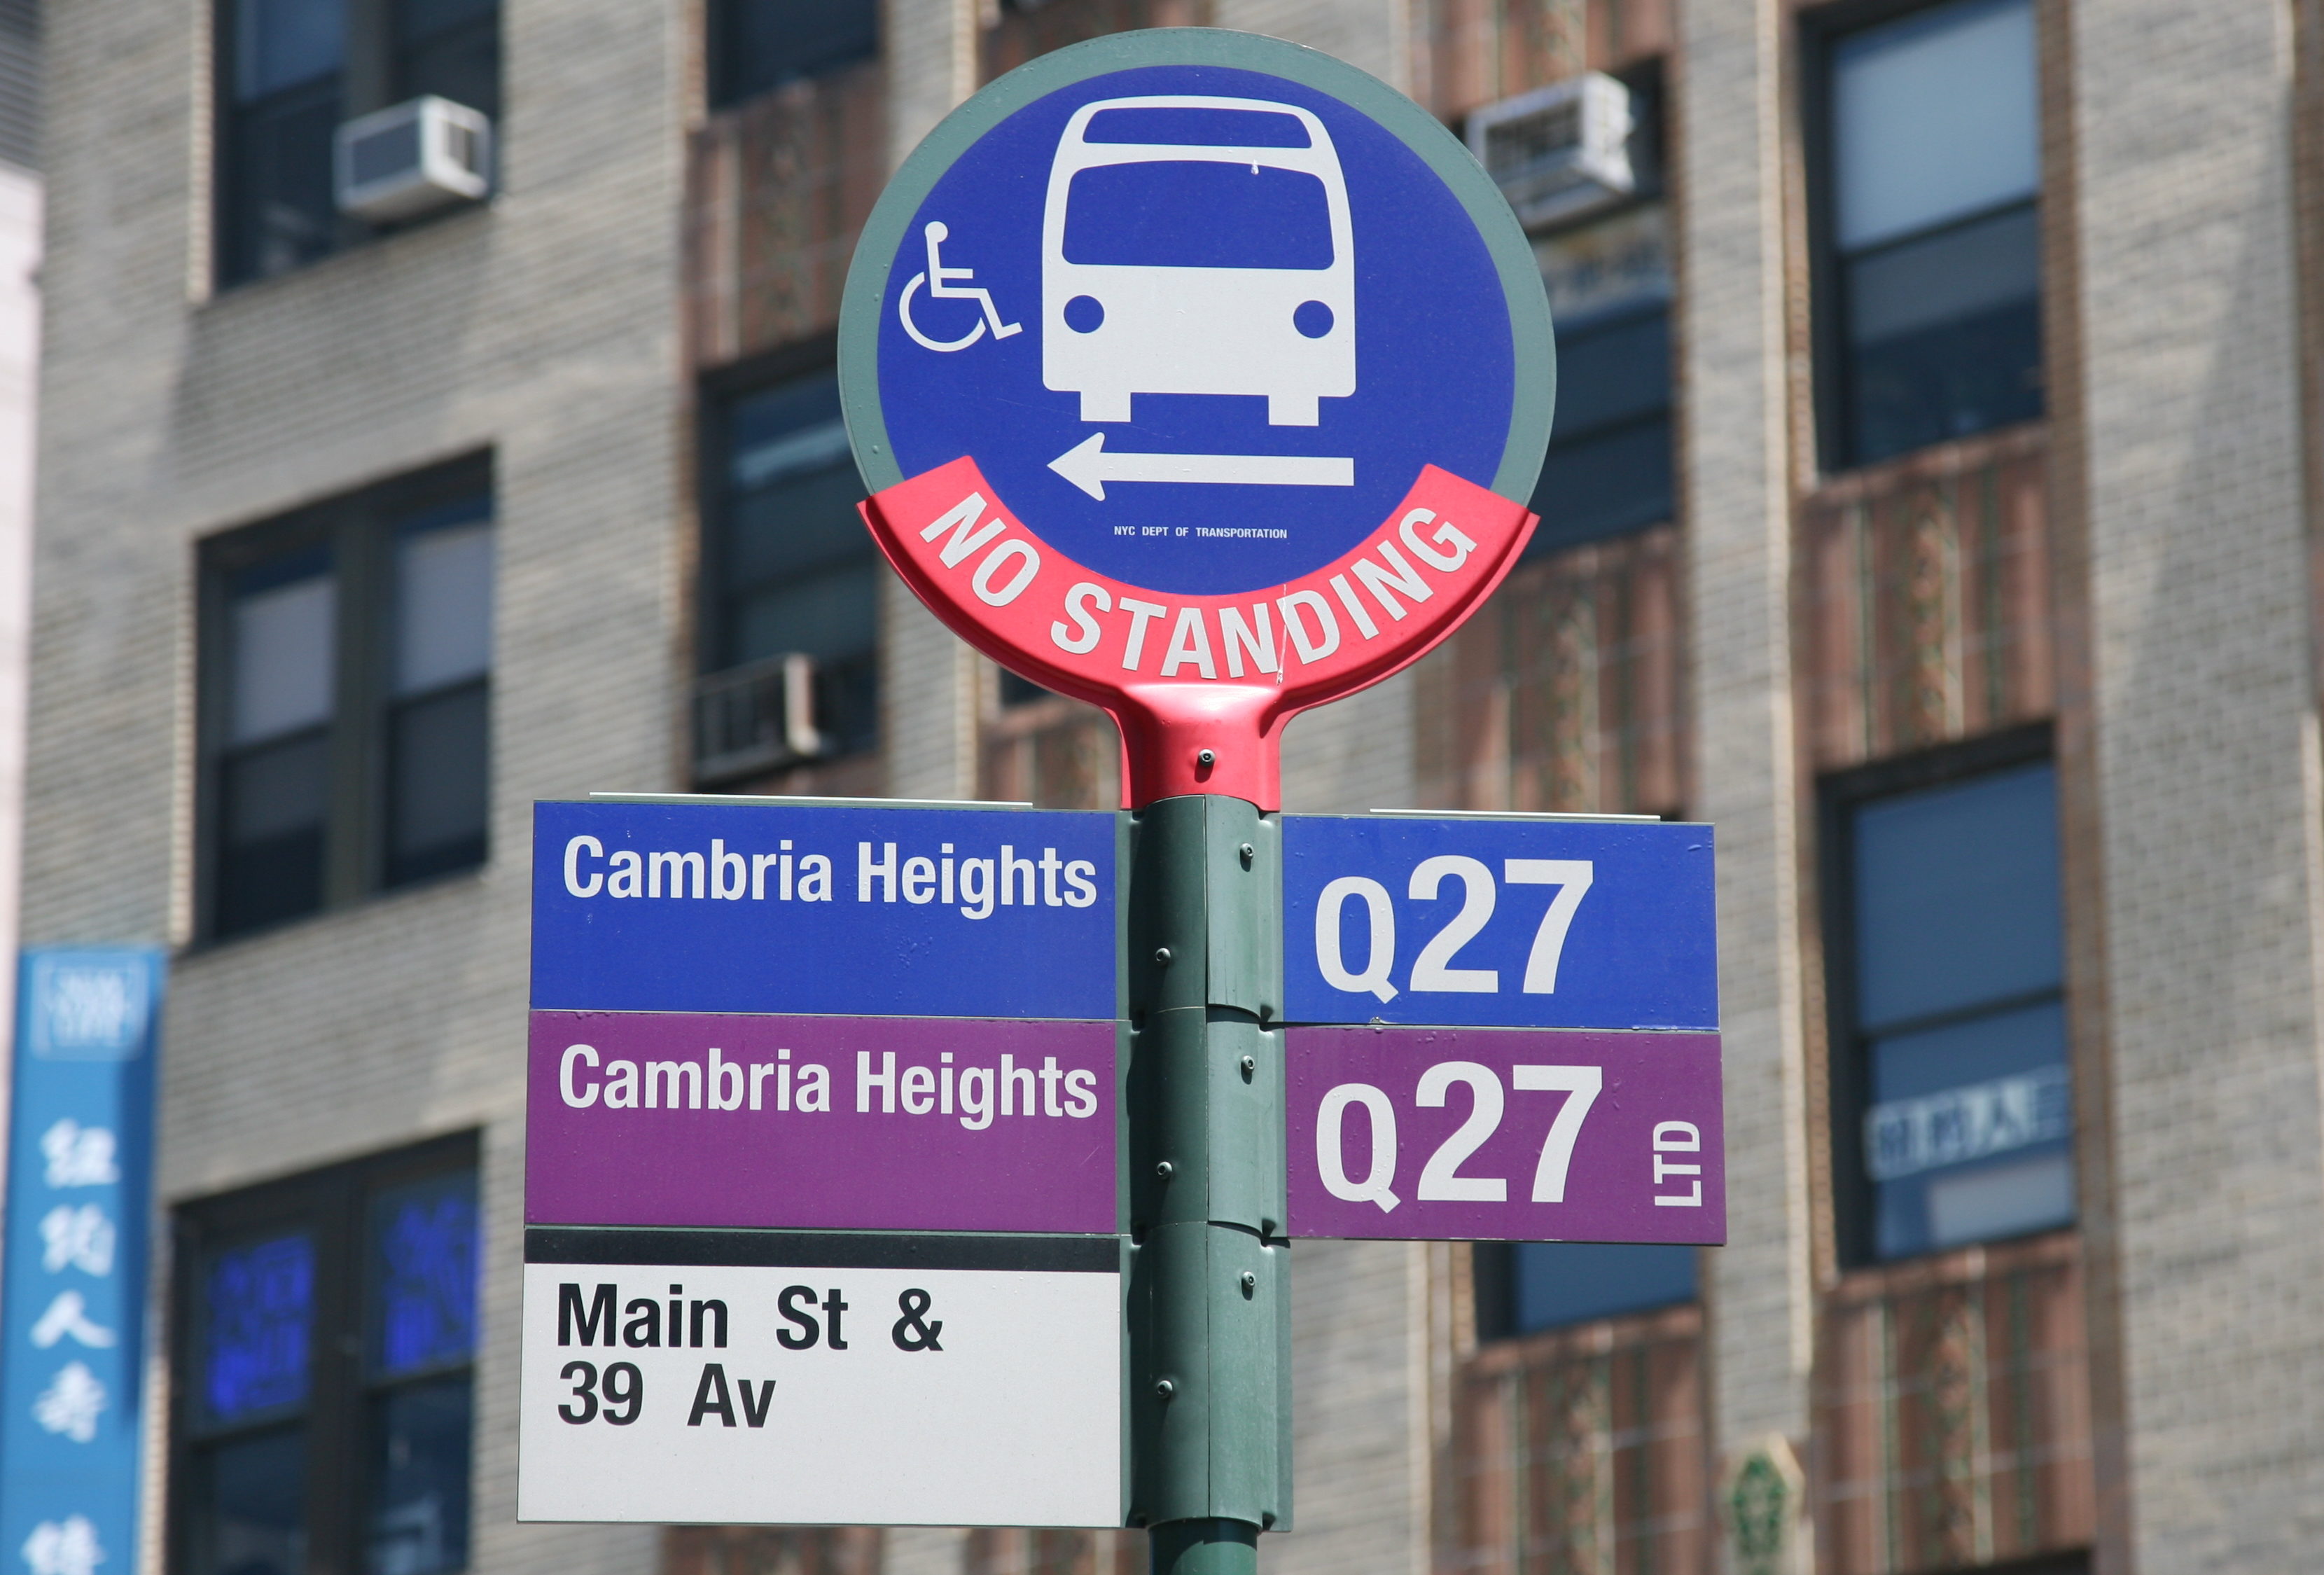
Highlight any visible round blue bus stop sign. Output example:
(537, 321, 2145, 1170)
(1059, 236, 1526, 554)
(841, 29, 1554, 806)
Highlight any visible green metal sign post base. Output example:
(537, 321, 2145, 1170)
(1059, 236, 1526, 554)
(1149, 1519, 1263, 1575)
(1125, 795, 1290, 1571)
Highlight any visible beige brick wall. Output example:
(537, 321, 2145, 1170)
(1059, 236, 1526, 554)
(43, 5, 2324, 1575)
(1673, 0, 1816, 1552)
(2071, 0, 2324, 1567)
(27, 0, 694, 1569)
(0, 163, 35, 1049)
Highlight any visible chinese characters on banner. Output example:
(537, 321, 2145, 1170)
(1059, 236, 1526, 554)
(0, 949, 165, 1575)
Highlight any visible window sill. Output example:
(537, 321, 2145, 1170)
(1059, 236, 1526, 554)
(1807, 418, 2046, 504)
(186, 859, 492, 960)
(1466, 1296, 1702, 1369)
(201, 195, 496, 308)
(1828, 1223, 2078, 1304)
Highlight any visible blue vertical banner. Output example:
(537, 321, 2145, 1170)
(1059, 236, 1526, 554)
(0, 948, 164, 1575)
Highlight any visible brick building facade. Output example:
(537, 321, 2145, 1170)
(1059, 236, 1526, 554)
(19, 1, 2324, 1573)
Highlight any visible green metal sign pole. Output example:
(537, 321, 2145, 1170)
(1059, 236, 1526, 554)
(1125, 793, 1290, 1574)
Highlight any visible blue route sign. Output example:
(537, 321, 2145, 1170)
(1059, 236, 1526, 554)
(0, 947, 165, 1575)
(1282, 814, 1717, 1029)
(532, 800, 1117, 1019)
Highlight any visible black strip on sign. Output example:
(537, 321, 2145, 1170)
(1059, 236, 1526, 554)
(525, 1226, 1121, 1274)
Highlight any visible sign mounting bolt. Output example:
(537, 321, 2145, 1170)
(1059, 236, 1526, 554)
(1155, 1378, 1175, 1399)
(1239, 842, 1255, 865)
(1240, 1055, 1256, 1079)
(1155, 1160, 1174, 1179)
(1153, 947, 1172, 966)
(1240, 1272, 1257, 1294)
(1197, 749, 1217, 767)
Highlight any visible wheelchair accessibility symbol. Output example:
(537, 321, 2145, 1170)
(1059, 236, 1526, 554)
(899, 221, 1023, 352)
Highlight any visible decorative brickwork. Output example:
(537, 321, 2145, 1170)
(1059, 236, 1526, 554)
(662, 1527, 885, 1575)
(1414, 525, 1687, 817)
(962, 1529, 1146, 1575)
(1796, 426, 2054, 774)
(1414, 0, 1669, 122)
(979, 691, 1121, 810)
(1448, 1304, 1707, 1575)
(981, 0, 1211, 82)
(1815, 1233, 2094, 1575)
(686, 61, 888, 369)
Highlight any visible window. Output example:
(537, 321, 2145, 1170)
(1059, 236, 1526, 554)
(0, 0, 36, 172)
(708, 0, 877, 110)
(1475, 1242, 1697, 1340)
(204, 456, 494, 938)
(1815, 0, 2041, 468)
(1527, 205, 1673, 555)
(174, 1137, 480, 1575)
(1519, 67, 1671, 557)
(218, 0, 501, 286)
(699, 367, 877, 779)
(1825, 733, 2073, 1265)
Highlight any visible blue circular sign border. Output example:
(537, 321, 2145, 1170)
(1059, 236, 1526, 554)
(839, 27, 1555, 527)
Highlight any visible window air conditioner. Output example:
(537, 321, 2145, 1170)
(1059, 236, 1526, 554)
(692, 653, 826, 785)
(1466, 74, 1635, 232)
(334, 96, 493, 223)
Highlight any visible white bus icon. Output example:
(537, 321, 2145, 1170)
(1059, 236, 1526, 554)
(1041, 95, 1356, 427)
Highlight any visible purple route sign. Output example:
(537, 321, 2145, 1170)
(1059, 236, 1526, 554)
(1286, 1025, 1724, 1244)
(528, 1011, 1118, 1236)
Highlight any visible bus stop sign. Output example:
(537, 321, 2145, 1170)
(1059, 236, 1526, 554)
(840, 29, 1555, 807)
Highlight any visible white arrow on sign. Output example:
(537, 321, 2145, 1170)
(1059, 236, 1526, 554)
(1048, 433, 1355, 500)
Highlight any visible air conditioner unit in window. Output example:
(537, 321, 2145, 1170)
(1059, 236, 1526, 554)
(334, 96, 492, 223)
(692, 653, 826, 786)
(1466, 74, 1635, 232)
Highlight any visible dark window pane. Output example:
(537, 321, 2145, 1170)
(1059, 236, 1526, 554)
(1510, 1242, 1695, 1333)
(1526, 209, 1674, 553)
(1851, 761, 2061, 1030)
(727, 463, 875, 592)
(813, 654, 879, 758)
(1825, 0, 2041, 466)
(370, 1174, 480, 1378)
(711, 0, 877, 107)
(1842, 205, 2041, 464)
(202, 1234, 316, 1426)
(1550, 308, 1670, 437)
(230, 564, 335, 744)
(1528, 414, 1673, 555)
(395, 0, 499, 120)
(386, 681, 488, 885)
(223, 733, 328, 848)
(1831, 0, 2037, 250)
(1866, 1000, 2073, 1258)
(1844, 757, 2073, 1263)
(732, 373, 844, 459)
(999, 670, 1050, 707)
(731, 560, 877, 670)
(394, 512, 493, 695)
(364, 1378, 473, 1575)
(1870, 996, 2068, 1103)
(190, 1425, 308, 1575)
(1063, 162, 1334, 270)
(217, 733, 330, 936)
(234, 0, 344, 101)
(224, 81, 344, 284)
(717, 374, 877, 756)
